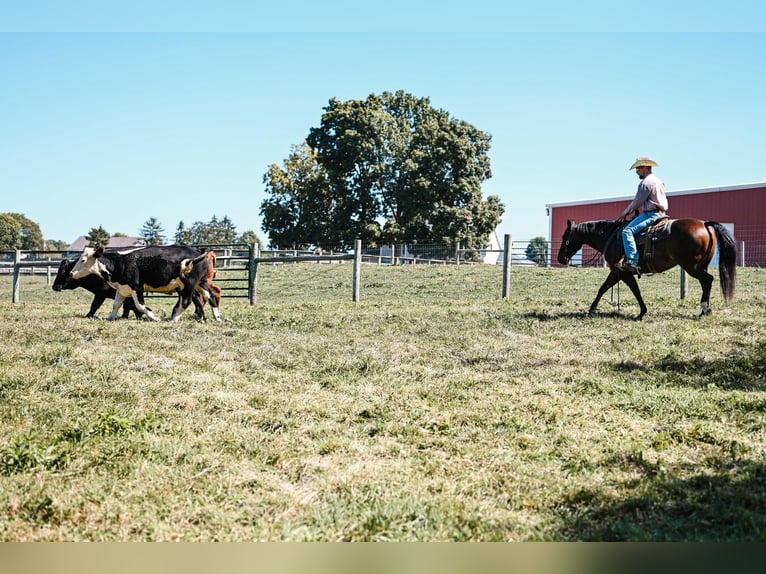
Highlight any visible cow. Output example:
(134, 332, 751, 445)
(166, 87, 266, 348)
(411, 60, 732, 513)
(53, 248, 222, 319)
(204, 250, 222, 310)
(68, 245, 222, 322)
(52, 258, 145, 319)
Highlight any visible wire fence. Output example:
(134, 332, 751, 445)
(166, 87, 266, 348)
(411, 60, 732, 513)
(3, 231, 766, 275)
(2, 231, 765, 305)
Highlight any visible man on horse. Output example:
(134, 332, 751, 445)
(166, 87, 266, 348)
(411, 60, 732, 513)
(617, 156, 669, 275)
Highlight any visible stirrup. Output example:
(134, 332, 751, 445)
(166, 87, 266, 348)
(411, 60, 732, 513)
(615, 257, 628, 270)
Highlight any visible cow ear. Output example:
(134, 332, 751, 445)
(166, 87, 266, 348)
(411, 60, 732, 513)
(94, 245, 105, 257)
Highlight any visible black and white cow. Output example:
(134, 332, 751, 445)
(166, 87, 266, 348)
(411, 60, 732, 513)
(69, 245, 222, 322)
(52, 258, 145, 319)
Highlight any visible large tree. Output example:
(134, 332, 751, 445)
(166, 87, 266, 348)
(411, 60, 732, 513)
(0, 214, 22, 250)
(260, 142, 335, 248)
(261, 91, 504, 250)
(0, 213, 44, 250)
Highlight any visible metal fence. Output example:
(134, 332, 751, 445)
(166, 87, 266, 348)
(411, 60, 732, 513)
(3, 232, 764, 304)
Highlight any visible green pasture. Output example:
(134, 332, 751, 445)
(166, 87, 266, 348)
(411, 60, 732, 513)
(0, 264, 764, 541)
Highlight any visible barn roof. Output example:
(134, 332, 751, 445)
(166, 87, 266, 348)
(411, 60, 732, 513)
(545, 181, 766, 211)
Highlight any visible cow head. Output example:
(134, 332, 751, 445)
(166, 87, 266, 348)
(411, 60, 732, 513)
(69, 245, 107, 280)
(52, 259, 76, 291)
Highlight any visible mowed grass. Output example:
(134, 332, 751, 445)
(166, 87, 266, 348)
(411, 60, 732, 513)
(0, 263, 764, 541)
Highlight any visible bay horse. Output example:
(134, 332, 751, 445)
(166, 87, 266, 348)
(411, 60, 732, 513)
(557, 218, 736, 320)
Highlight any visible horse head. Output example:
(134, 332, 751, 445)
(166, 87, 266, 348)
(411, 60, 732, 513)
(557, 220, 582, 265)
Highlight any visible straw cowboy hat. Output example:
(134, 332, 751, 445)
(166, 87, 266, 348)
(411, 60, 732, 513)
(629, 157, 659, 170)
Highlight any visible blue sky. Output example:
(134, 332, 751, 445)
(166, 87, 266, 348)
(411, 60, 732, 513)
(2, 3, 765, 245)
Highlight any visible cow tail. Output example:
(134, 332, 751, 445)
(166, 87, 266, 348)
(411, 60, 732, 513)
(705, 221, 736, 302)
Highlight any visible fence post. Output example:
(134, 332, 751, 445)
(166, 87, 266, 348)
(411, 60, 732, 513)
(502, 234, 512, 299)
(249, 243, 259, 305)
(740, 241, 745, 267)
(13, 249, 21, 303)
(353, 239, 362, 302)
(679, 267, 688, 300)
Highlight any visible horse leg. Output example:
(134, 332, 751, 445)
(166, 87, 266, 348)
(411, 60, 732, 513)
(620, 272, 648, 320)
(588, 271, 620, 316)
(685, 266, 714, 316)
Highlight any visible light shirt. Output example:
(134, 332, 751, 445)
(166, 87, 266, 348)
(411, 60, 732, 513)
(627, 173, 668, 214)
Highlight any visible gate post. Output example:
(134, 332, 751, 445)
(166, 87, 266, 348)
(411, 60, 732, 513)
(13, 249, 21, 303)
(249, 243, 259, 305)
(502, 234, 512, 299)
(353, 239, 362, 302)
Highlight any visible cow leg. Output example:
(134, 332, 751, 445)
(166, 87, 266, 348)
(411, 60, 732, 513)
(195, 281, 222, 322)
(170, 288, 195, 322)
(108, 293, 125, 321)
(128, 291, 160, 321)
(192, 291, 206, 320)
(87, 293, 108, 318)
(130, 290, 149, 319)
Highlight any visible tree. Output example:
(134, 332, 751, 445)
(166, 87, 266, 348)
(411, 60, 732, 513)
(0, 213, 44, 250)
(45, 239, 70, 251)
(260, 142, 334, 249)
(525, 236, 549, 266)
(208, 215, 238, 244)
(238, 229, 262, 247)
(140, 217, 166, 245)
(0, 214, 22, 250)
(261, 90, 503, 250)
(85, 226, 111, 247)
(175, 215, 241, 246)
(174, 221, 193, 245)
(10, 213, 44, 250)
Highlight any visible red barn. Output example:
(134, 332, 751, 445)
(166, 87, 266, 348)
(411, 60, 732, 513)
(546, 182, 766, 267)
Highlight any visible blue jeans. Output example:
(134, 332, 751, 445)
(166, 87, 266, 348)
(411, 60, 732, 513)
(621, 211, 663, 265)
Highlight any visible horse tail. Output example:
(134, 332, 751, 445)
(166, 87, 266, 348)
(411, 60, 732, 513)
(705, 221, 736, 302)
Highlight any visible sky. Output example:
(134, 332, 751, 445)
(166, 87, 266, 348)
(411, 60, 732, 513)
(2, 2, 766, 245)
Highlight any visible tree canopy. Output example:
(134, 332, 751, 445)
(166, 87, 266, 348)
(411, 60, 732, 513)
(173, 216, 261, 247)
(261, 91, 504, 250)
(0, 213, 44, 250)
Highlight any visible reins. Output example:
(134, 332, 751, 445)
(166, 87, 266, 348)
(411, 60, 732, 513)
(605, 216, 629, 313)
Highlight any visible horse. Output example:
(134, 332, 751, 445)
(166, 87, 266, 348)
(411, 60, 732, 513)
(557, 218, 736, 320)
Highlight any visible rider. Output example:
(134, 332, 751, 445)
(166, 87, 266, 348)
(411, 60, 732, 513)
(618, 157, 668, 275)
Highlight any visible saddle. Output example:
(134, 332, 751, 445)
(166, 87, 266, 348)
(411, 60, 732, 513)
(637, 217, 674, 273)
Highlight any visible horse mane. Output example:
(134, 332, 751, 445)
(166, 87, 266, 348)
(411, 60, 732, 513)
(578, 220, 618, 238)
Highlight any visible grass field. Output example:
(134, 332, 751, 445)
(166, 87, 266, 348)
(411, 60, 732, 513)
(0, 263, 764, 541)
